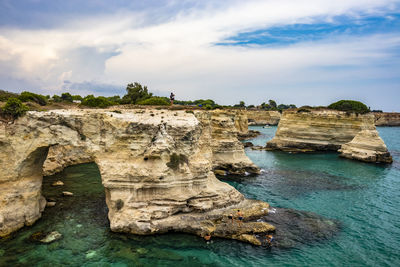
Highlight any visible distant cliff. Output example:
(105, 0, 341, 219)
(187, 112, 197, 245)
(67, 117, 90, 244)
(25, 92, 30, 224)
(374, 112, 400, 126)
(246, 110, 281, 126)
(266, 109, 392, 163)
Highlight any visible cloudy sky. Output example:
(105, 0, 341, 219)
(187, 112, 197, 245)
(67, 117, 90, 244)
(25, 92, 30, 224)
(0, 0, 399, 110)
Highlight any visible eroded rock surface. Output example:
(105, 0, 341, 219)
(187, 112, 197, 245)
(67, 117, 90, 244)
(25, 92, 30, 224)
(339, 129, 393, 163)
(43, 145, 93, 176)
(0, 109, 267, 244)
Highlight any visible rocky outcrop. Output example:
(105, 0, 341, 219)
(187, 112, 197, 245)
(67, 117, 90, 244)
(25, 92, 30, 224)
(247, 110, 281, 126)
(374, 112, 400, 126)
(201, 110, 260, 175)
(43, 145, 93, 176)
(266, 109, 392, 163)
(339, 129, 393, 163)
(0, 109, 269, 244)
(266, 109, 376, 152)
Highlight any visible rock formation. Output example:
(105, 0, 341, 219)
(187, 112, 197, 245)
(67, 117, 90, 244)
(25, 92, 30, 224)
(201, 110, 260, 175)
(266, 109, 376, 152)
(374, 112, 400, 126)
(266, 109, 392, 163)
(247, 110, 281, 126)
(339, 129, 393, 163)
(0, 109, 269, 244)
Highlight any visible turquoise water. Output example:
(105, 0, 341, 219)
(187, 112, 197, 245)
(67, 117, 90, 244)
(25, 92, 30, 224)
(1, 126, 400, 266)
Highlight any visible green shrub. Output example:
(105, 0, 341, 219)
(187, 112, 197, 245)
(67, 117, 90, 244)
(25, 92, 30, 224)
(0, 90, 19, 102)
(297, 108, 311, 113)
(19, 91, 47, 106)
(328, 100, 370, 114)
(1, 98, 29, 119)
(61, 92, 73, 102)
(137, 97, 170, 106)
(81, 95, 114, 108)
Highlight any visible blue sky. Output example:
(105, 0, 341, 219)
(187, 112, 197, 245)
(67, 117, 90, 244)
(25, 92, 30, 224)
(0, 0, 399, 111)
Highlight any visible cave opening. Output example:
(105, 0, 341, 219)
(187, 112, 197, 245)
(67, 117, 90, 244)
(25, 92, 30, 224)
(40, 162, 110, 239)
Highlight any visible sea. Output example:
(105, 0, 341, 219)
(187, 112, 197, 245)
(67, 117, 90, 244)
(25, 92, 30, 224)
(1, 126, 399, 266)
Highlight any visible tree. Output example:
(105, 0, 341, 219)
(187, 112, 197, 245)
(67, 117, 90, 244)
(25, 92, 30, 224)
(1, 97, 29, 119)
(52, 95, 62, 102)
(328, 100, 370, 114)
(268, 99, 277, 109)
(121, 82, 152, 104)
(61, 92, 73, 102)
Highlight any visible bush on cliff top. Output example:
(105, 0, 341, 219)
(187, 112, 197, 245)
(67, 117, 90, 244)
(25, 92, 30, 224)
(81, 95, 114, 108)
(0, 90, 19, 102)
(328, 100, 370, 114)
(1, 97, 29, 119)
(18, 91, 47, 106)
(137, 97, 170, 106)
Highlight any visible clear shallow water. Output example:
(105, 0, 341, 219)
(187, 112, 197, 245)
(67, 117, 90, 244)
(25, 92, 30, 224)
(1, 126, 400, 266)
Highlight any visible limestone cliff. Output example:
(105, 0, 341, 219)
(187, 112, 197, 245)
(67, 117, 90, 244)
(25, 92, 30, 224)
(247, 110, 281, 126)
(0, 109, 269, 244)
(374, 112, 400, 126)
(266, 109, 376, 152)
(339, 129, 393, 163)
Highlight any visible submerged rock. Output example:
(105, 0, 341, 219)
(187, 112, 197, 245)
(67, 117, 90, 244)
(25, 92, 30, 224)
(46, 202, 56, 207)
(52, 181, 64, 186)
(260, 207, 340, 249)
(40, 231, 62, 243)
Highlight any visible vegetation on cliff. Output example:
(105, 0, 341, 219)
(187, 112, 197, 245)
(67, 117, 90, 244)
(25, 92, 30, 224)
(0, 97, 29, 119)
(328, 100, 370, 114)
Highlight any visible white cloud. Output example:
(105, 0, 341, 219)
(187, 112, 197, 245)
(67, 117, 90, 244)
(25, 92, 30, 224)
(0, 0, 399, 109)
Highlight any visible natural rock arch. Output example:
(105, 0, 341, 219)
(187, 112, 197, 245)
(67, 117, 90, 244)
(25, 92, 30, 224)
(1, 109, 271, 244)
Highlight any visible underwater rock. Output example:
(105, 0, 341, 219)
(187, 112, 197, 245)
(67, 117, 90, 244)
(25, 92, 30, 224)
(52, 181, 64, 186)
(39, 231, 62, 243)
(46, 202, 56, 207)
(260, 207, 340, 249)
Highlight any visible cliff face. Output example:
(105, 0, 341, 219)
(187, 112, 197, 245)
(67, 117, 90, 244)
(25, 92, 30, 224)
(0, 109, 269, 243)
(374, 112, 400, 126)
(339, 129, 392, 163)
(247, 110, 281, 126)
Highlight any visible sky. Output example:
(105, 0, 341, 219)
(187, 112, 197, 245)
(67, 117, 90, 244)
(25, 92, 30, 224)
(0, 0, 399, 111)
